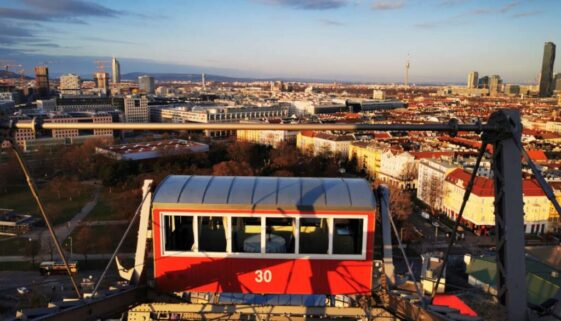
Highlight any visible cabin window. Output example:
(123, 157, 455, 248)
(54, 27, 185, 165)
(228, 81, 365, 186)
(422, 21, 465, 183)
(333, 218, 363, 255)
(198, 216, 227, 252)
(163, 215, 195, 252)
(299, 218, 329, 254)
(265, 217, 296, 253)
(231, 217, 262, 253)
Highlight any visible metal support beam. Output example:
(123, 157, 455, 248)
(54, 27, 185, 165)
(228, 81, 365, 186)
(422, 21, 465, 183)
(377, 185, 395, 287)
(486, 109, 528, 321)
(31, 286, 147, 321)
(128, 303, 396, 321)
(133, 179, 152, 284)
(3, 119, 495, 133)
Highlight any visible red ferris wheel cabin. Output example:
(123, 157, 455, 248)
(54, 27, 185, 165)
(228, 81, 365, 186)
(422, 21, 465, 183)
(152, 175, 376, 295)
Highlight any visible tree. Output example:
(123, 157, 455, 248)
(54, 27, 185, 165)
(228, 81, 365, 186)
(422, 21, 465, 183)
(375, 182, 414, 221)
(227, 142, 270, 170)
(212, 161, 254, 176)
(270, 143, 300, 170)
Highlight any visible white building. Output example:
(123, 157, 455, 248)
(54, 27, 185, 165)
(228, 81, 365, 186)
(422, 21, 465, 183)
(378, 151, 417, 189)
(417, 158, 458, 212)
(297, 131, 355, 158)
(372, 90, 386, 100)
(59, 74, 81, 96)
(124, 95, 149, 123)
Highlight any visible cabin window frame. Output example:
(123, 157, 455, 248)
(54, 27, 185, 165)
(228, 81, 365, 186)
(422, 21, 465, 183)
(160, 211, 368, 260)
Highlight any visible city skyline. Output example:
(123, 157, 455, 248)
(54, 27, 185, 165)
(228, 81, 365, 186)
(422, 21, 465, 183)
(1, 0, 561, 83)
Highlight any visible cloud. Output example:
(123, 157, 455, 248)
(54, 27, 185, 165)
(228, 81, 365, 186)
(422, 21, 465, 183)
(318, 18, 346, 26)
(258, 0, 350, 10)
(462, 1, 519, 16)
(371, 0, 405, 10)
(22, 0, 120, 17)
(438, 0, 469, 6)
(512, 10, 542, 18)
(415, 1, 520, 28)
(80, 36, 141, 45)
(0, 0, 121, 23)
(28, 43, 62, 48)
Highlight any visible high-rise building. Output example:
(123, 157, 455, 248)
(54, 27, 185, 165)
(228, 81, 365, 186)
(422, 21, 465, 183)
(467, 71, 479, 89)
(478, 76, 489, 89)
(94, 72, 110, 91)
(554, 73, 561, 92)
(489, 75, 502, 95)
(59, 74, 81, 96)
(112, 57, 121, 84)
(138, 75, 155, 94)
(124, 95, 149, 123)
(34, 66, 49, 99)
(539, 42, 556, 97)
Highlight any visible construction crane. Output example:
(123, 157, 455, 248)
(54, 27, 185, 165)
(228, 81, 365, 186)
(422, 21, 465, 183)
(1, 63, 22, 73)
(94, 60, 111, 73)
(17, 69, 26, 88)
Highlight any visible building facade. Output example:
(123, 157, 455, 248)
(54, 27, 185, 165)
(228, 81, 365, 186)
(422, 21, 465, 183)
(139, 75, 155, 94)
(297, 131, 355, 158)
(34, 66, 49, 99)
(59, 74, 81, 96)
(416, 159, 457, 212)
(348, 142, 383, 179)
(377, 151, 417, 190)
(442, 168, 549, 235)
(94, 72, 110, 93)
(467, 71, 478, 89)
(124, 95, 149, 123)
(539, 42, 556, 97)
(112, 57, 121, 84)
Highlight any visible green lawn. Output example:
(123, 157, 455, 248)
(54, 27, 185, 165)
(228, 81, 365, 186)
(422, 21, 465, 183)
(85, 191, 114, 221)
(85, 188, 140, 221)
(0, 237, 41, 256)
(0, 183, 95, 226)
(0, 189, 40, 214)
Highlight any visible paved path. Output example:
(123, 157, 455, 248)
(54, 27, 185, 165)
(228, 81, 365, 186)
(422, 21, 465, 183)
(80, 220, 129, 226)
(13, 183, 103, 258)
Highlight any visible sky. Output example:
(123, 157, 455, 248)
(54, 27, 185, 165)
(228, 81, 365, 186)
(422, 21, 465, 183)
(1, 0, 560, 83)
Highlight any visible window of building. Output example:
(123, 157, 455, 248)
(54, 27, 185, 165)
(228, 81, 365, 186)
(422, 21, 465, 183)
(163, 215, 194, 252)
(265, 217, 296, 253)
(231, 217, 261, 253)
(197, 216, 227, 252)
(333, 218, 363, 255)
(299, 218, 329, 254)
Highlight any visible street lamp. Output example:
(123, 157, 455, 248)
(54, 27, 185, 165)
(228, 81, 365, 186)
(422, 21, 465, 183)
(67, 236, 73, 260)
(28, 238, 35, 266)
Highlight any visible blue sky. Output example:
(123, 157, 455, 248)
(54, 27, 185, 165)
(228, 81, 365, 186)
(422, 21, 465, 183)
(1, 0, 560, 83)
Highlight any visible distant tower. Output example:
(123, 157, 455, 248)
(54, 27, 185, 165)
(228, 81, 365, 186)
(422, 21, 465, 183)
(34, 66, 49, 99)
(539, 42, 556, 97)
(404, 55, 410, 87)
(489, 75, 503, 96)
(202, 73, 206, 91)
(112, 57, 121, 84)
(467, 71, 479, 89)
